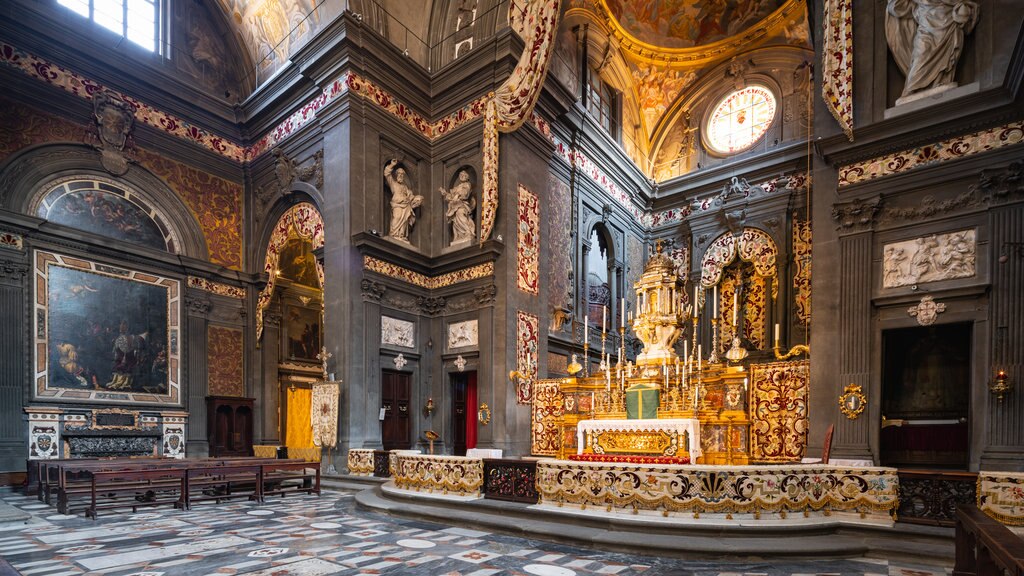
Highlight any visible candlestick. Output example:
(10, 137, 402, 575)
(733, 291, 739, 327)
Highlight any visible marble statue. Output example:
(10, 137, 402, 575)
(440, 170, 477, 246)
(384, 159, 423, 244)
(885, 0, 979, 104)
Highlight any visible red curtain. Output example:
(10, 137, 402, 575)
(466, 371, 478, 450)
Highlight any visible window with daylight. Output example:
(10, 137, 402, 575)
(586, 71, 618, 139)
(705, 85, 777, 155)
(58, 0, 161, 53)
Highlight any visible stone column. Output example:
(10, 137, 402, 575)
(0, 253, 29, 471)
(184, 293, 211, 457)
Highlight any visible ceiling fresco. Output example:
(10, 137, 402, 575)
(604, 0, 786, 49)
(216, 0, 328, 84)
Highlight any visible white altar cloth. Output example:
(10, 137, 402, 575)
(576, 418, 701, 459)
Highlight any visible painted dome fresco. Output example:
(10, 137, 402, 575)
(604, 0, 786, 48)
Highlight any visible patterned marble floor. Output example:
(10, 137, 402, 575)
(0, 488, 951, 576)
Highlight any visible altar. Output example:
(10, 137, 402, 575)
(577, 418, 701, 459)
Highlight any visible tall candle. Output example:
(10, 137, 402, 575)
(694, 285, 699, 314)
(585, 315, 589, 346)
(713, 285, 718, 318)
(684, 341, 689, 363)
(774, 323, 780, 346)
(698, 344, 702, 364)
(621, 298, 626, 328)
(602, 306, 607, 333)
(733, 291, 739, 326)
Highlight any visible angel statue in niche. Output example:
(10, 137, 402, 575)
(384, 159, 423, 245)
(440, 169, 477, 247)
(885, 0, 979, 104)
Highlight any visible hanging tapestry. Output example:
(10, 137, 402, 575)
(516, 310, 539, 404)
(208, 326, 244, 397)
(793, 220, 811, 324)
(531, 379, 564, 456)
(749, 359, 810, 463)
(480, 0, 561, 244)
(256, 203, 324, 340)
(517, 184, 540, 294)
(311, 381, 340, 448)
(823, 0, 853, 140)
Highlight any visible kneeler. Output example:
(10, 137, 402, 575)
(625, 383, 659, 420)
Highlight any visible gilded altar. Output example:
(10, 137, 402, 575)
(577, 418, 700, 458)
(531, 241, 809, 465)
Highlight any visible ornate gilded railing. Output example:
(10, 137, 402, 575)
(347, 448, 374, 476)
(535, 460, 899, 519)
(392, 454, 483, 496)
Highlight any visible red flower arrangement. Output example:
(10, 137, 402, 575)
(568, 453, 689, 465)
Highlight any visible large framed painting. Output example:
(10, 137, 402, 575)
(33, 250, 181, 405)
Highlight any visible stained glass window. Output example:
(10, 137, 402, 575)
(706, 86, 777, 154)
(58, 0, 160, 53)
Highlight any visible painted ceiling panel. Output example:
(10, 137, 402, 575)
(216, 0, 328, 84)
(604, 0, 785, 49)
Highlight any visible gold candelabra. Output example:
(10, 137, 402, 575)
(709, 318, 720, 364)
(773, 343, 810, 360)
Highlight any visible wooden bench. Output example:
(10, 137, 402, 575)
(58, 457, 281, 515)
(261, 460, 321, 499)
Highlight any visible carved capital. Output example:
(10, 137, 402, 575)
(263, 310, 283, 329)
(360, 278, 386, 302)
(417, 296, 446, 316)
(832, 196, 881, 231)
(184, 296, 212, 317)
(972, 161, 1023, 200)
(474, 284, 497, 305)
(0, 258, 29, 282)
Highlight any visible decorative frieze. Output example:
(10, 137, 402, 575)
(363, 255, 494, 289)
(0, 231, 24, 250)
(839, 120, 1024, 187)
(187, 276, 245, 299)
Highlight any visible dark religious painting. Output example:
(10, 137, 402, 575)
(34, 251, 181, 405)
(37, 180, 172, 251)
(286, 305, 321, 361)
(47, 265, 168, 393)
(277, 237, 319, 287)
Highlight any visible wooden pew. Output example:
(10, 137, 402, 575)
(261, 460, 321, 499)
(58, 457, 280, 515)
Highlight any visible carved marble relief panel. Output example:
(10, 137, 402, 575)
(882, 229, 976, 288)
(447, 319, 478, 349)
(381, 316, 415, 348)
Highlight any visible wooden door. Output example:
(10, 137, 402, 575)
(452, 373, 468, 456)
(382, 370, 411, 451)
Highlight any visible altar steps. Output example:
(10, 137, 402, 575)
(356, 484, 954, 563)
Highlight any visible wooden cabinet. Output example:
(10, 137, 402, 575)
(206, 396, 254, 457)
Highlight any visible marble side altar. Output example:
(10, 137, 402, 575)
(577, 418, 701, 459)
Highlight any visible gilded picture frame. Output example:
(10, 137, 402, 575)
(839, 383, 867, 420)
(33, 250, 181, 405)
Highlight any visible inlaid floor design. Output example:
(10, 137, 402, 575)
(0, 488, 951, 576)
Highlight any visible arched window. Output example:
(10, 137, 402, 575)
(705, 85, 777, 155)
(58, 0, 164, 53)
(586, 227, 613, 329)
